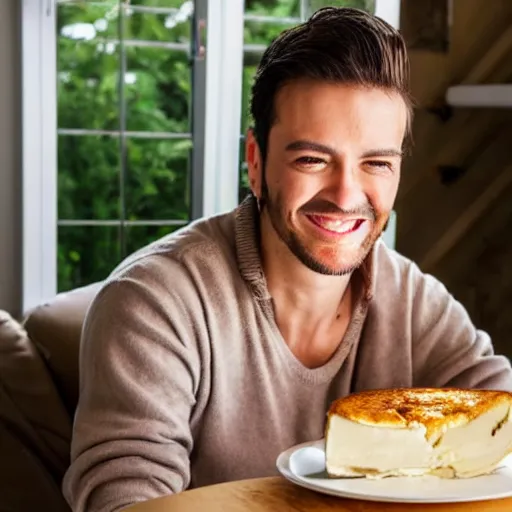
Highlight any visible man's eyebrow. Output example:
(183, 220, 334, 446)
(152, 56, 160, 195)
(285, 140, 337, 155)
(360, 148, 403, 158)
(285, 140, 403, 159)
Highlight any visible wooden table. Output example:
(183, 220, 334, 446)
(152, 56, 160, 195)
(126, 476, 512, 511)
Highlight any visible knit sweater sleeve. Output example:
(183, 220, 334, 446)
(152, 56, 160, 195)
(62, 258, 206, 512)
(411, 265, 512, 391)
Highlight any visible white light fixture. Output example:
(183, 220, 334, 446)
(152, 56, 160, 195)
(446, 84, 512, 108)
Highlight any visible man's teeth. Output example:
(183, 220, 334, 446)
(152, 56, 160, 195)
(311, 217, 359, 233)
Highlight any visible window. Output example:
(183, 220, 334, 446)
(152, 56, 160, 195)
(55, 0, 196, 292)
(22, 0, 398, 312)
(22, 0, 243, 311)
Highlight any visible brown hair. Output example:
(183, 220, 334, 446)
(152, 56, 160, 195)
(250, 7, 412, 160)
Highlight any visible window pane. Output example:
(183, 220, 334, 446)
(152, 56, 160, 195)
(123, 3, 193, 43)
(240, 64, 258, 135)
(57, 3, 118, 41)
(125, 138, 191, 221)
(55, 0, 198, 296)
(239, 138, 250, 203)
(130, 0, 192, 8)
(245, 0, 300, 18)
(125, 225, 183, 255)
(58, 225, 121, 292)
(58, 4, 119, 131)
(57, 0, 114, 4)
(125, 47, 191, 133)
(244, 19, 297, 46)
(58, 135, 120, 220)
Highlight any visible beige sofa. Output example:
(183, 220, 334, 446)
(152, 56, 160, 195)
(0, 282, 101, 511)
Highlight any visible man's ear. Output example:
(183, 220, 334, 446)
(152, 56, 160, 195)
(245, 128, 263, 199)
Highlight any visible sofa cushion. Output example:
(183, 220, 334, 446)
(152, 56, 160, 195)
(23, 282, 102, 415)
(0, 310, 71, 483)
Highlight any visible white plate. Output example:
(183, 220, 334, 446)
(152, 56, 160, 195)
(276, 439, 512, 504)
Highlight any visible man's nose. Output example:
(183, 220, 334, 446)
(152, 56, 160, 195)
(324, 161, 368, 212)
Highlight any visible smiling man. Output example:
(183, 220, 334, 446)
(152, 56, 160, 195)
(63, 7, 512, 512)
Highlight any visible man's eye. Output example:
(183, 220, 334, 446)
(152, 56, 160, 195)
(365, 161, 393, 171)
(366, 160, 392, 169)
(296, 156, 325, 165)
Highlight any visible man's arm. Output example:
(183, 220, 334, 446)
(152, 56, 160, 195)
(62, 262, 205, 512)
(411, 267, 512, 390)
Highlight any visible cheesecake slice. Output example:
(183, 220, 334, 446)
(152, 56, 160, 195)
(325, 388, 512, 479)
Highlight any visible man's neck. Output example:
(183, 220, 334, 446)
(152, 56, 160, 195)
(260, 212, 354, 367)
(260, 211, 351, 319)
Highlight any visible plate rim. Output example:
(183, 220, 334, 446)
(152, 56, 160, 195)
(276, 439, 512, 504)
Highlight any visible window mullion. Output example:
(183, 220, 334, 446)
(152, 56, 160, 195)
(190, 0, 207, 220)
(118, 2, 128, 258)
(199, 0, 244, 218)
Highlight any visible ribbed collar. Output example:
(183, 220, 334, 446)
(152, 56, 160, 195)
(234, 195, 376, 303)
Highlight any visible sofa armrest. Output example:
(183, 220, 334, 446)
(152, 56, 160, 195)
(23, 282, 102, 415)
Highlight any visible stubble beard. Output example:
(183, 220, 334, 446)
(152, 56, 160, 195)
(260, 180, 386, 276)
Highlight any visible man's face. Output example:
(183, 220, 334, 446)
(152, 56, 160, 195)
(247, 80, 407, 276)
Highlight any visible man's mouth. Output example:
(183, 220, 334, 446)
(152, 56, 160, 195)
(305, 214, 366, 234)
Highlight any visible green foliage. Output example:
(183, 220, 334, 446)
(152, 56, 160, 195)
(57, 0, 372, 292)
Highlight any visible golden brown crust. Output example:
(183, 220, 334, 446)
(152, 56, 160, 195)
(328, 388, 512, 439)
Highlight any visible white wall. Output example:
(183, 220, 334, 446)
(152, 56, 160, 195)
(0, 0, 21, 317)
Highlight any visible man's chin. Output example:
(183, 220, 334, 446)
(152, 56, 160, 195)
(309, 264, 359, 277)
(293, 250, 368, 276)
(293, 234, 381, 275)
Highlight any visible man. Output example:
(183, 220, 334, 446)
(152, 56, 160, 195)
(63, 7, 512, 512)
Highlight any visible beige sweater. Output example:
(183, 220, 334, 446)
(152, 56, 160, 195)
(63, 197, 512, 512)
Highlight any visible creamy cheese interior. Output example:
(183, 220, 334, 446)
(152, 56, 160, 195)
(325, 403, 512, 478)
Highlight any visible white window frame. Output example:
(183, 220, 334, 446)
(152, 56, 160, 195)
(22, 0, 57, 312)
(201, 0, 244, 217)
(375, 0, 401, 29)
(375, 0, 401, 248)
(21, 0, 244, 311)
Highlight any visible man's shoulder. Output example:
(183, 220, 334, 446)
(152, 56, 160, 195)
(366, 240, 458, 347)
(108, 211, 239, 288)
(372, 239, 444, 299)
(373, 239, 415, 284)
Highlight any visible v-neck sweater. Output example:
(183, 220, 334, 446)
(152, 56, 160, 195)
(63, 197, 512, 512)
